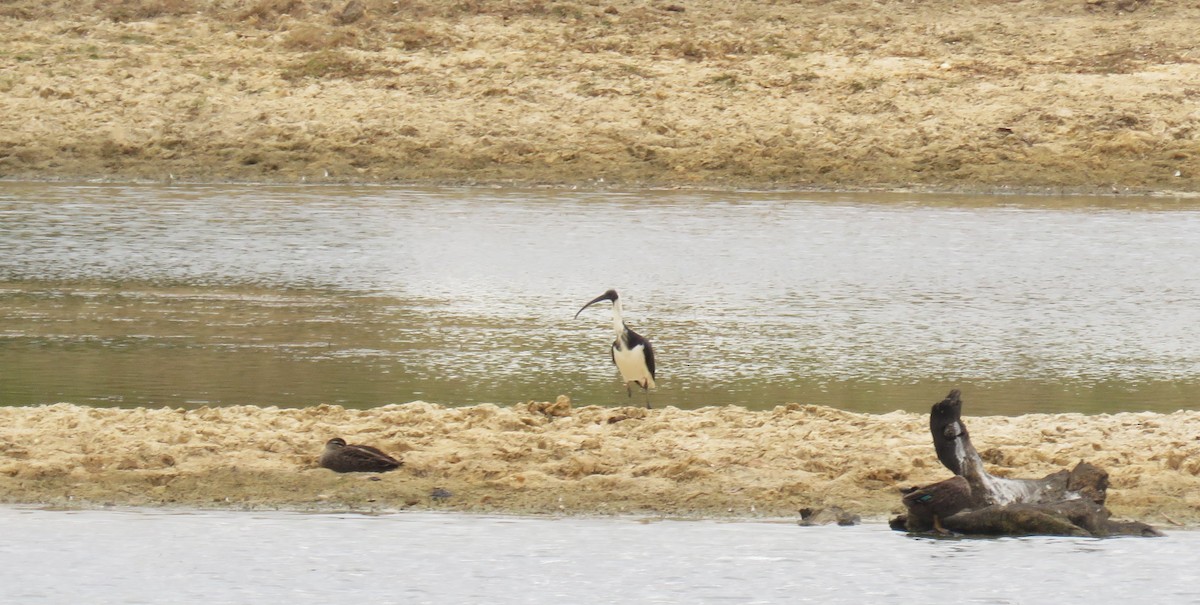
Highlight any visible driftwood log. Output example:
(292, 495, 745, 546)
(890, 389, 1161, 537)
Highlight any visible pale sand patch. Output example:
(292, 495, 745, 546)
(2, 398, 1198, 526)
(1, 0, 1198, 193)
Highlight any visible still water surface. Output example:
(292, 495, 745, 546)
(2, 183, 1199, 414)
(0, 506, 1196, 605)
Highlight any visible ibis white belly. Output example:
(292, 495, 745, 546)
(613, 344, 655, 389)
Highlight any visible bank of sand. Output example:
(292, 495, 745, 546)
(2, 398, 1199, 526)
(4, 0, 1200, 527)
(2, 0, 1200, 193)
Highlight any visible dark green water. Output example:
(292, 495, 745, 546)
(3, 183, 1199, 415)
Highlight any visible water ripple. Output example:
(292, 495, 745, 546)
(2, 183, 1200, 412)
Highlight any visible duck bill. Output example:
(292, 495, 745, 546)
(574, 291, 617, 319)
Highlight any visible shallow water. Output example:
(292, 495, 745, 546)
(2, 183, 1200, 414)
(0, 506, 1195, 605)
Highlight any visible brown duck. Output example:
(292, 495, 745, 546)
(319, 437, 402, 473)
(901, 475, 972, 533)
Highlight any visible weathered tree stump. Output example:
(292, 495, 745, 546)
(890, 389, 1161, 537)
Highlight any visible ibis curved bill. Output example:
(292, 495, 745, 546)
(575, 289, 657, 407)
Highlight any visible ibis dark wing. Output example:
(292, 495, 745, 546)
(642, 338, 656, 378)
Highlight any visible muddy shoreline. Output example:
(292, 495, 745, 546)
(3, 1, 1199, 526)
(2, 400, 1197, 526)
(3, 0, 1199, 193)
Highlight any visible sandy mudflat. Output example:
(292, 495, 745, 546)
(2, 398, 1198, 526)
(3, 2, 1200, 525)
(1, 0, 1199, 193)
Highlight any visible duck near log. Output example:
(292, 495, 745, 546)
(891, 389, 1161, 538)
